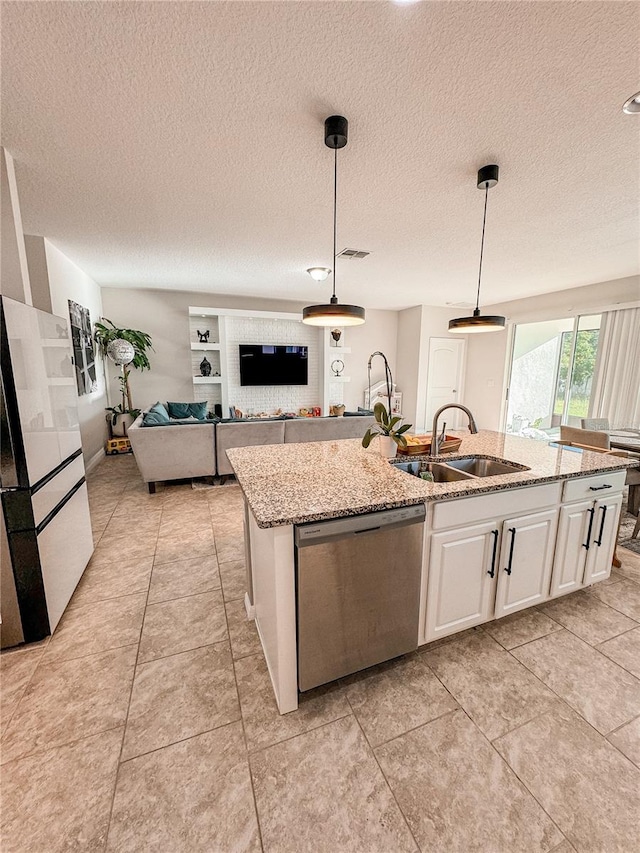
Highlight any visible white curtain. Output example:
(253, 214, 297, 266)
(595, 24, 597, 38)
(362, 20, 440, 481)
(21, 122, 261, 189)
(589, 307, 640, 429)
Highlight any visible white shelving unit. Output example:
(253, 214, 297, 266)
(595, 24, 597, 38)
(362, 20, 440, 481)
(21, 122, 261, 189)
(188, 309, 228, 416)
(193, 376, 223, 385)
(190, 343, 221, 351)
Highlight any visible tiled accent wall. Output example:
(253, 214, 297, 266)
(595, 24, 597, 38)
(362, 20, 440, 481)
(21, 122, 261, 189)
(192, 381, 222, 413)
(225, 316, 321, 414)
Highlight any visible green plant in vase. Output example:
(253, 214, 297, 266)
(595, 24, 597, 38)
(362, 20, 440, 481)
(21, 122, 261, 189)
(362, 403, 412, 458)
(94, 319, 153, 435)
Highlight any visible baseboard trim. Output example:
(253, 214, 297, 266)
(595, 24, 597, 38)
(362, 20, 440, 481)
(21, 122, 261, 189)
(244, 592, 255, 620)
(85, 448, 106, 473)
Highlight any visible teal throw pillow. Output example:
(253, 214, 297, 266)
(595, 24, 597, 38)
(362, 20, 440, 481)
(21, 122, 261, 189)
(148, 402, 170, 422)
(142, 411, 170, 427)
(167, 401, 207, 420)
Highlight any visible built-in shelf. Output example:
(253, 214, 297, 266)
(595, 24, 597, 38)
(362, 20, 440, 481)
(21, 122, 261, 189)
(328, 346, 351, 355)
(193, 376, 223, 384)
(190, 343, 221, 351)
(329, 376, 351, 383)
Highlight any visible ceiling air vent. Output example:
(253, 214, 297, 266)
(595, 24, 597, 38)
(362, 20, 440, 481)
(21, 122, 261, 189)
(337, 248, 370, 259)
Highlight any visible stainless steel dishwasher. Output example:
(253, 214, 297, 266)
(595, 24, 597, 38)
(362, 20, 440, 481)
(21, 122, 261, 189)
(294, 504, 425, 692)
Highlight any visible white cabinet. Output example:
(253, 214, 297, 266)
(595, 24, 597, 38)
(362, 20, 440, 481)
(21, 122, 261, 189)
(494, 509, 558, 618)
(425, 521, 499, 641)
(550, 484, 624, 597)
(425, 504, 557, 640)
(550, 500, 593, 598)
(584, 494, 623, 584)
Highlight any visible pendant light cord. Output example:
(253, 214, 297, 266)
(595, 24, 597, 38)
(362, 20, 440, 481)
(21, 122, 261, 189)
(332, 146, 338, 300)
(475, 184, 489, 312)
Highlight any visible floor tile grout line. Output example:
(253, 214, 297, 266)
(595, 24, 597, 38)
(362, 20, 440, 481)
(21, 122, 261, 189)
(458, 704, 571, 849)
(347, 698, 421, 852)
(0, 644, 49, 735)
(119, 715, 244, 766)
(504, 633, 640, 741)
(593, 621, 640, 650)
(26, 639, 140, 670)
(588, 587, 640, 624)
(605, 709, 640, 738)
(244, 704, 354, 757)
(137, 637, 232, 668)
(423, 626, 633, 753)
(103, 499, 161, 850)
(0, 722, 127, 770)
(219, 578, 265, 852)
(369, 704, 462, 752)
(144, 587, 225, 609)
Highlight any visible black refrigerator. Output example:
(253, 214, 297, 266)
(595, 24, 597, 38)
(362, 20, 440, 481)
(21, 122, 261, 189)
(1, 296, 93, 648)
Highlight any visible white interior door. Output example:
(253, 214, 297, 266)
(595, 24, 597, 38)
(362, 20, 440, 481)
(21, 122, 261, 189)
(425, 338, 466, 430)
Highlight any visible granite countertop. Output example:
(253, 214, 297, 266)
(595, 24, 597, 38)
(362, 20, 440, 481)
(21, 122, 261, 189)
(226, 429, 637, 528)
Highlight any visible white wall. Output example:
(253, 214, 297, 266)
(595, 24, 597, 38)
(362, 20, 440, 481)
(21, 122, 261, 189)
(396, 305, 469, 432)
(44, 240, 108, 466)
(344, 310, 398, 412)
(464, 275, 640, 431)
(396, 306, 423, 429)
(0, 149, 32, 305)
(101, 287, 398, 415)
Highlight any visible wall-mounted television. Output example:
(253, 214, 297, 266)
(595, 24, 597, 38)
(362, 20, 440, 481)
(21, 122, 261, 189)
(239, 344, 308, 386)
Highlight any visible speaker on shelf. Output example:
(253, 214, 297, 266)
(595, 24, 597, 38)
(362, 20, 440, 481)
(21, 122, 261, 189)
(214, 404, 222, 418)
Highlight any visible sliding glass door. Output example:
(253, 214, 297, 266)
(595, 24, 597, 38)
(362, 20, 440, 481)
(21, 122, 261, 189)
(505, 314, 601, 439)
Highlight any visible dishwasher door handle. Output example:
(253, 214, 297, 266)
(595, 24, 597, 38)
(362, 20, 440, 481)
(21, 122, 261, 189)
(353, 526, 381, 535)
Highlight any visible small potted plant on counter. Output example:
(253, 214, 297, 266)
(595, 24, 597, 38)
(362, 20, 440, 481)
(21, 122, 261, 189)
(362, 402, 412, 458)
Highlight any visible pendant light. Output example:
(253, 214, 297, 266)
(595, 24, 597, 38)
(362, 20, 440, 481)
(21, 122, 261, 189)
(302, 116, 366, 327)
(449, 164, 506, 333)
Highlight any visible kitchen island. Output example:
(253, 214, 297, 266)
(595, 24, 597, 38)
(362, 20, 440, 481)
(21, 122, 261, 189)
(227, 430, 635, 713)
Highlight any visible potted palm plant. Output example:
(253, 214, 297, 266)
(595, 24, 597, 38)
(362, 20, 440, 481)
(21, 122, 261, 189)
(94, 319, 153, 436)
(362, 402, 412, 458)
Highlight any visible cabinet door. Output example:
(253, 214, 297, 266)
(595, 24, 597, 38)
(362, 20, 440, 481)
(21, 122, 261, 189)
(425, 521, 499, 641)
(584, 494, 623, 585)
(549, 500, 593, 598)
(494, 509, 558, 618)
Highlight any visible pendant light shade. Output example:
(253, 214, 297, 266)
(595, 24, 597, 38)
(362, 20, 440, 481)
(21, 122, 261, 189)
(302, 116, 366, 327)
(302, 296, 366, 326)
(449, 164, 506, 334)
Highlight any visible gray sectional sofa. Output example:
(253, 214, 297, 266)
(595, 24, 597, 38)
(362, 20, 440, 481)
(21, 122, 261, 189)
(128, 412, 376, 491)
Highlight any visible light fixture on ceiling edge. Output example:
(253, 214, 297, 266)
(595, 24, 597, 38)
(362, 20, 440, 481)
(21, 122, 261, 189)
(303, 115, 366, 327)
(449, 163, 506, 334)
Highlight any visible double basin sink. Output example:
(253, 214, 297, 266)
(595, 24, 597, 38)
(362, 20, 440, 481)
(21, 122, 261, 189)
(393, 455, 530, 483)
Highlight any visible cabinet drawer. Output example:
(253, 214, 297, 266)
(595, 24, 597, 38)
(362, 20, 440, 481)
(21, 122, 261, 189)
(32, 454, 86, 527)
(432, 482, 561, 531)
(562, 470, 626, 503)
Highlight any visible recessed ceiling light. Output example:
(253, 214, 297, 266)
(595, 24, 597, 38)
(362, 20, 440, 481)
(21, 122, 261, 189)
(622, 91, 640, 114)
(306, 267, 331, 282)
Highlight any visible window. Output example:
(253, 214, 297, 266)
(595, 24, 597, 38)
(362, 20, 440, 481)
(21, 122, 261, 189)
(505, 315, 601, 440)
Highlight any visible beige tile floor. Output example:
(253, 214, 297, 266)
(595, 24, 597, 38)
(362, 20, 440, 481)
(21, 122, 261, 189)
(2, 453, 640, 852)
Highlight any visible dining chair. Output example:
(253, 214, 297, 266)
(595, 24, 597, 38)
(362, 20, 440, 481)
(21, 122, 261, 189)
(560, 425, 611, 449)
(581, 418, 610, 431)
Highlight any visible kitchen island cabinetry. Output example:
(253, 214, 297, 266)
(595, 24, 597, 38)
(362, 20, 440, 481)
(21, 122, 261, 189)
(227, 431, 634, 714)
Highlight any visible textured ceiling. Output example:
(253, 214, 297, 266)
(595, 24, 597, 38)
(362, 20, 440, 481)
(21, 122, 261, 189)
(2, 1, 639, 309)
